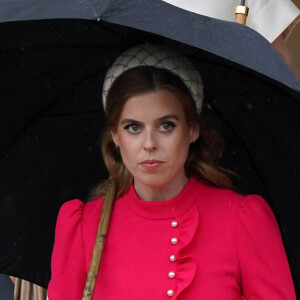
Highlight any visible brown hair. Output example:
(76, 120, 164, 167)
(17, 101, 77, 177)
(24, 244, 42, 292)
(90, 66, 233, 200)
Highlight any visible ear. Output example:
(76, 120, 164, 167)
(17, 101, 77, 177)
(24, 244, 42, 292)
(111, 131, 119, 146)
(189, 124, 200, 143)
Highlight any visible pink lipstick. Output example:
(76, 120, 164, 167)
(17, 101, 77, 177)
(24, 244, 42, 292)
(139, 160, 164, 171)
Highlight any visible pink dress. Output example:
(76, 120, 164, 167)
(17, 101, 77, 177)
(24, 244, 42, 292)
(48, 177, 296, 299)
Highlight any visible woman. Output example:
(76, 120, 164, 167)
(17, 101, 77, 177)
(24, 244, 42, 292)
(48, 44, 296, 299)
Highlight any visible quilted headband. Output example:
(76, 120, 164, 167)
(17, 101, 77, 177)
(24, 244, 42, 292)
(102, 44, 204, 112)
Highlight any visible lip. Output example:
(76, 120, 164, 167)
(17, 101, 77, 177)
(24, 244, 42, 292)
(139, 160, 164, 171)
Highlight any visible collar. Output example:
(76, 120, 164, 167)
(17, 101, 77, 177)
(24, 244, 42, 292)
(121, 177, 204, 220)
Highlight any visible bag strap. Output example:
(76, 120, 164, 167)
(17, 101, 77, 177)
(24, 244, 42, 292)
(82, 180, 116, 300)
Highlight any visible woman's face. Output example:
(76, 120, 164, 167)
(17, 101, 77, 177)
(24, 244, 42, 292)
(111, 89, 199, 191)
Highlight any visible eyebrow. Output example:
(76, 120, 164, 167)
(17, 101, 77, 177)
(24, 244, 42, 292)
(157, 114, 180, 122)
(120, 114, 180, 125)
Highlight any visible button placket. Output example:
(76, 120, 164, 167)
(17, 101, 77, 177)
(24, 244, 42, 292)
(167, 220, 179, 297)
(170, 219, 179, 244)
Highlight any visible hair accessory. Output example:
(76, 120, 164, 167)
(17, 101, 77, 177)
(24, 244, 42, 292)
(102, 44, 204, 112)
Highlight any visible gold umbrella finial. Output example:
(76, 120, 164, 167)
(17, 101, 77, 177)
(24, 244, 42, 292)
(235, 0, 249, 25)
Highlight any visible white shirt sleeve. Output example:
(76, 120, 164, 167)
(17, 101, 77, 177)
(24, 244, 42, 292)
(247, 0, 300, 42)
(162, 0, 300, 42)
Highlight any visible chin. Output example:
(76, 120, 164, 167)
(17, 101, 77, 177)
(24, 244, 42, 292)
(137, 172, 172, 189)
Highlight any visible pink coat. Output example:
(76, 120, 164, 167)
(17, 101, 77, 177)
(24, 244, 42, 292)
(48, 177, 296, 299)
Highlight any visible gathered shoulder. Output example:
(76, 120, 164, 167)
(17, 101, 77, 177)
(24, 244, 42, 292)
(56, 199, 85, 230)
(54, 198, 105, 251)
(196, 183, 294, 298)
(194, 180, 277, 225)
(57, 198, 104, 222)
(238, 194, 281, 236)
(196, 181, 247, 211)
(49, 199, 99, 299)
(83, 197, 104, 218)
(236, 196, 295, 298)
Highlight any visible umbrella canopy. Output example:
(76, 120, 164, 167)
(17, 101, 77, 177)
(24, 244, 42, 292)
(0, 0, 300, 293)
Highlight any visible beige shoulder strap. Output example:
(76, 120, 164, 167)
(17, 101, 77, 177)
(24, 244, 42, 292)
(82, 180, 116, 300)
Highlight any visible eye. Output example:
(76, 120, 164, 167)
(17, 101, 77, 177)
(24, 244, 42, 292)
(124, 123, 141, 133)
(160, 121, 176, 132)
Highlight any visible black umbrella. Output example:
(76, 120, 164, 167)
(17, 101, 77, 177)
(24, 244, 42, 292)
(0, 0, 299, 294)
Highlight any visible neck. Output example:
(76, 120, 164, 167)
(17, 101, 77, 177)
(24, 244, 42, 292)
(134, 175, 189, 202)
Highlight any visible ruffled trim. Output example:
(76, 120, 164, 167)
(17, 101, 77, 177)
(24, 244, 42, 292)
(173, 206, 199, 299)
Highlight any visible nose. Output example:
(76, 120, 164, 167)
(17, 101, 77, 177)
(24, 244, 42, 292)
(143, 130, 157, 151)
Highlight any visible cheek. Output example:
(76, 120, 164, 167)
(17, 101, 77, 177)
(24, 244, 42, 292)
(165, 132, 191, 161)
(118, 136, 140, 165)
(158, 135, 190, 183)
(175, 144, 190, 165)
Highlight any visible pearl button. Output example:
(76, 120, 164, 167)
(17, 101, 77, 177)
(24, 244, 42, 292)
(171, 237, 178, 244)
(168, 271, 175, 278)
(170, 255, 176, 262)
(167, 289, 174, 296)
(171, 221, 178, 228)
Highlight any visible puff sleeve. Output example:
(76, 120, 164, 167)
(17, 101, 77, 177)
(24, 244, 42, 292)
(238, 195, 296, 299)
(48, 200, 86, 300)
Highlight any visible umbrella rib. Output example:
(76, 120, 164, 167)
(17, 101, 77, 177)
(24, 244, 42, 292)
(28, 62, 105, 117)
(0, 108, 98, 162)
(40, 110, 99, 117)
(36, 75, 101, 115)
(208, 102, 272, 201)
(45, 20, 98, 75)
(0, 70, 103, 160)
(0, 56, 102, 100)
(99, 21, 132, 49)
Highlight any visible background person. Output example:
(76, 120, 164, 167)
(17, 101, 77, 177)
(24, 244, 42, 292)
(0, 274, 14, 300)
(163, 0, 300, 64)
